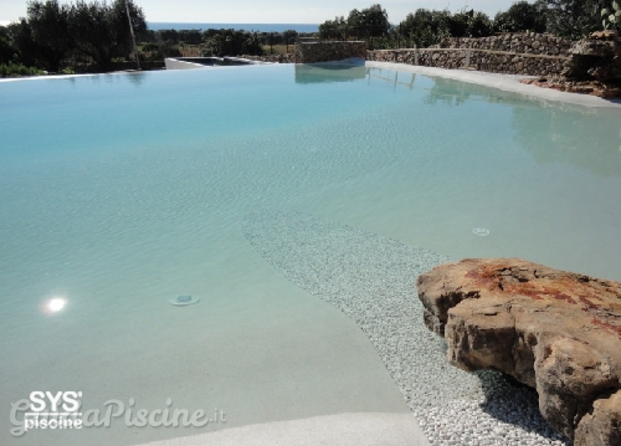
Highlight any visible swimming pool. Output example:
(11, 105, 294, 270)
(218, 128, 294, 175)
(1, 63, 620, 446)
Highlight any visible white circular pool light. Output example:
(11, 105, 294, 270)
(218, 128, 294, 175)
(472, 228, 490, 236)
(169, 295, 200, 307)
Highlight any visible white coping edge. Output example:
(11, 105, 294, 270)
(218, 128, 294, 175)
(164, 57, 272, 70)
(0, 73, 100, 82)
(164, 58, 208, 70)
(135, 412, 430, 446)
(366, 61, 621, 109)
(0, 71, 147, 82)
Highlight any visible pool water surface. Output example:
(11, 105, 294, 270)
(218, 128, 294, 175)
(1, 63, 620, 445)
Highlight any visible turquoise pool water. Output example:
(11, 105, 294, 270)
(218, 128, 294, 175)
(1, 64, 621, 445)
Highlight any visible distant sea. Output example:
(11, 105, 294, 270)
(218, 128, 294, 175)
(148, 22, 319, 33)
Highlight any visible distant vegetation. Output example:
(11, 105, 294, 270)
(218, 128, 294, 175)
(0, 0, 306, 76)
(319, 1, 621, 49)
(1, 0, 620, 77)
(142, 28, 304, 58)
(1, 0, 146, 74)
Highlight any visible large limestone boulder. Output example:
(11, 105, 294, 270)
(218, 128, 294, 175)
(417, 258, 621, 445)
(522, 30, 621, 97)
(563, 30, 621, 82)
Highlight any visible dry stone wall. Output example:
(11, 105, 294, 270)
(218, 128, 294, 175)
(295, 41, 367, 63)
(438, 33, 571, 56)
(241, 54, 295, 63)
(368, 33, 572, 77)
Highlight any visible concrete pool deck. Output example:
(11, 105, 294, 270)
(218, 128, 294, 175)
(366, 61, 621, 109)
(139, 413, 430, 446)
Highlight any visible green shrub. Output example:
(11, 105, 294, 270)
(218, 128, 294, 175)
(602, 1, 621, 30)
(0, 62, 43, 77)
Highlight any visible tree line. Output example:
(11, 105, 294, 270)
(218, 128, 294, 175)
(319, 1, 621, 49)
(142, 28, 303, 58)
(2, 0, 620, 77)
(1, 0, 146, 75)
(0, 0, 308, 76)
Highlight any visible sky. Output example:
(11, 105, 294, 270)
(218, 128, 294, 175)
(1, 0, 519, 25)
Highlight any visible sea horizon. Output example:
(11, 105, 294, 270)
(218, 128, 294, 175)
(148, 22, 319, 33)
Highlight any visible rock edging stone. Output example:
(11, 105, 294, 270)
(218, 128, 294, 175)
(416, 258, 621, 446)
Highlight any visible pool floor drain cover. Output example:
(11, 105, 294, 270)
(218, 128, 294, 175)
(169, 295, 200, 306)
(472, 228, 490, 236)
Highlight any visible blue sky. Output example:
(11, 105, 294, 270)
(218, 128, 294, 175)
(2, 0, 518, 26)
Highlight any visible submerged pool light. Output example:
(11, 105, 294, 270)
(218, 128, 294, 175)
(472, 228, 490, 236)
(169, 295, 200, 307)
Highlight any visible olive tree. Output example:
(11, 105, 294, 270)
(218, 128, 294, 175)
(282, 29, 298, 52)
(68, 0, 146, 71)
(319, 16, 348, 40)
(26, 0, 72, 72)
(347, 4, 390, 39)
(398, 9, 451, 47)
(545, 0, 610, 38)
(494, 0, 548, 33)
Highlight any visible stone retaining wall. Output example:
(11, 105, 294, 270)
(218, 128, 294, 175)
(241, 54, 295, 63)
(368, 33, 572, 77)
(438, 33, 571, 56)
(295, 41, 367, 63)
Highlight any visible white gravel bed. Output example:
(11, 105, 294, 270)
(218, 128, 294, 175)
(243, 209, 570, 446)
